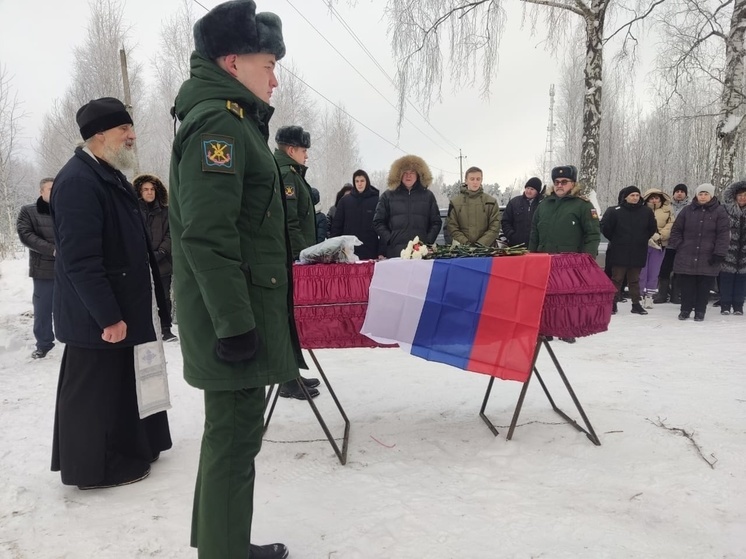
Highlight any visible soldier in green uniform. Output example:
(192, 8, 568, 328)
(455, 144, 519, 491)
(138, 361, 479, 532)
(168, 1, 305, 557)
(529, 165, 601, 343)
(274, 125, 317, 259)
(273, 125, 322, 400)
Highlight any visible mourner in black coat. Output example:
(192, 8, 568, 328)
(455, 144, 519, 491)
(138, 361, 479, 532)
(601, 186, 657, 313)
(16, 178, 57, 357)
(374, 155, 442, 258)
(50, 97, 172, 490)
(501, 177, 543, 248)
(331, 169, 381, 260)
(134, 174, 175, 340)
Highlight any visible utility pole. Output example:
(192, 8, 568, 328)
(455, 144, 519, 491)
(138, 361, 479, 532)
(119, 47, 140, 175)
(456, 149, 467, 180)
(543, 84, 556, 180)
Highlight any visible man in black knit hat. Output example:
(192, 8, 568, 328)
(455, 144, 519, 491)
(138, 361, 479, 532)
(49, 96, 172, 491)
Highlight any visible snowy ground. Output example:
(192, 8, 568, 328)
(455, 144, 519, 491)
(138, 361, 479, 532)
(1, 255, 744, 559)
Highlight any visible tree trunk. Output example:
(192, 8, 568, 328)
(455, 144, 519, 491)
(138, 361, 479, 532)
(578, 0, 608, 196)
(711, 0, 746, 195)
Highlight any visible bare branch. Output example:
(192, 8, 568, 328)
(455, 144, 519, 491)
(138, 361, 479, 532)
(521, 0, 587, 18)
(604, 0, 667, 44)
(646, 417, 718, 469)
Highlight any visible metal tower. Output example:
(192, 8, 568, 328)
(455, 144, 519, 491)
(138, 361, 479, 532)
(543, 84, 556, 180)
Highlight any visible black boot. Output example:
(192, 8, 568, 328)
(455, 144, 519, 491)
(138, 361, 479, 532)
(279, 380, 319, 400)
(733, 304, 744, 315)
(678, 310, 691, 320)
(652, 279, 669, 303)
(249, 543, 289, 559)
(631, 303, 648, 315)
(694, 311, 705, 322)
(301, 376, 320, 388)
(720, 304, 731, 315)
(612, 300, 618, 315)
(161, 327, 177, 342)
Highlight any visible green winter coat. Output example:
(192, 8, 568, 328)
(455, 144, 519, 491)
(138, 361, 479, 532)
(446, 186, 501, 246)
(169, 52, 305, 391)
(274, 149, 316, 258)
(529, 188, 601, 256)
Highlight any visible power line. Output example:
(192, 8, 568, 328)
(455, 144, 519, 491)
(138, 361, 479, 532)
(285, 0, 456, 160)
(322, 0, 461, 153)
(191, 0, 458, 176)
(279, 65, 457, 176)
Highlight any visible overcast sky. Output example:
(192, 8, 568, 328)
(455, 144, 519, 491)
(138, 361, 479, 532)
(0, 0, 574, 188)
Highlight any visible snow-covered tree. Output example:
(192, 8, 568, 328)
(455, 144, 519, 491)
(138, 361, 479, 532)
(378, 0, 664, 197)
(37, 0, 144, 177)
(0, 66, 26, 258)
(657, 0, 746, 194)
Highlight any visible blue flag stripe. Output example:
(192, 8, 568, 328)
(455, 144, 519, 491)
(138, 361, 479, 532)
(410, 259, 492, 369)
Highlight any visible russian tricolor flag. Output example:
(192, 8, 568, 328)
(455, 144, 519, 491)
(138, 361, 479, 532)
(361, 255, 552, 382)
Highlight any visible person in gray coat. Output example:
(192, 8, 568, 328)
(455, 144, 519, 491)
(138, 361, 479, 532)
(668, 183, 730, 321)
(719, 180, 746, 315)
(17, 177, 56, 358)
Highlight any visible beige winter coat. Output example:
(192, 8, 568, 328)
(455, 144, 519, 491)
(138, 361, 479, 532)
(643, 188, 673, 248)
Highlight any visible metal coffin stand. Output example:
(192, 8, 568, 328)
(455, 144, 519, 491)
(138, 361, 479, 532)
(264, 349, 351, 465)
(479, 336, 601, 446)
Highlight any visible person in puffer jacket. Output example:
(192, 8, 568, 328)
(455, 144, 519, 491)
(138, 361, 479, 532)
(718, 180, 746, 315)
(373, 154, 442, 258)
(669, 183, 730, 321)
(639, 188, 673, 306)
(16, 177, 57, 358)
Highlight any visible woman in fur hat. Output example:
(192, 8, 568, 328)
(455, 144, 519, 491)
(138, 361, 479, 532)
(133, 174, 176, 341)
(373, 155, 442, 258)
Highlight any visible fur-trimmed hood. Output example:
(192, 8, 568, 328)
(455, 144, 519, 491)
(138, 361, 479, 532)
(642, 188, 671, 206)
(387, 155, 433, 189)
(723, 180, 746, 205)
(133, 173, 168, 206)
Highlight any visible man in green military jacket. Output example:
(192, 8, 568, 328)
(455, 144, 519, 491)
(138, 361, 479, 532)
(529, 165, 600, 256)
(273, 125, 322, 400)
(529, 164, 601, 344)
(274, 125, 317, 258)
(168, 1, 305, 558)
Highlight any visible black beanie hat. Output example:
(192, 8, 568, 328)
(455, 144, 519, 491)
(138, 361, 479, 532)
(619, 185, 641, 201)
(76, 97, 133, 140)
(525, 177, 543, 191)
(551, 165, 577, 182)
(673, 183, 688, 195)
(194, 0, 285, 61)
(276, 125, 311, 148)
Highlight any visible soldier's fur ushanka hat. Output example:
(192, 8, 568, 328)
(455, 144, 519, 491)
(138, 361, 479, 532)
(194, 0, 286, 61)
(276, 125, 311, 148)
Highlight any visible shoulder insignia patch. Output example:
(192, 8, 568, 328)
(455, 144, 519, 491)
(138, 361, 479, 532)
(226, 100, 244, 119)
(590, 208, 599, 219)
(284, 184, 296, 198)
(201, 134, 235, 174)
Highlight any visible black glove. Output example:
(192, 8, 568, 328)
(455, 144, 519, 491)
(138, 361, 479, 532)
(708, 254, 725, 266)
(215, 329, 259, 363)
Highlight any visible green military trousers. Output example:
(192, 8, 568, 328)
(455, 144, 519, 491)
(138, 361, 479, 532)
(191, 387, 265, 559)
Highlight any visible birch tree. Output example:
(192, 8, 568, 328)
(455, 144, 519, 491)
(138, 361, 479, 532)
(657, 0, 746, 194)
(0, 66, 26, 258)
(378, 0, 664, 196)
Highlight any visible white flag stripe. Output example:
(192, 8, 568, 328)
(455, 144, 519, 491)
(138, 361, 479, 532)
(361, 259, 434, 345)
